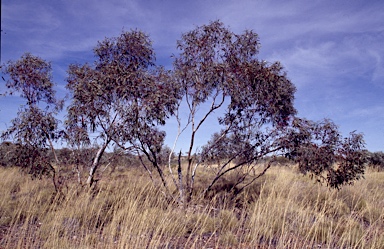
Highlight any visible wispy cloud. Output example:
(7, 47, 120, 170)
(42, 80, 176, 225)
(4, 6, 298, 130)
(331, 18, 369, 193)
(269, 32, 383, 86)
(349, 105, 384, 119)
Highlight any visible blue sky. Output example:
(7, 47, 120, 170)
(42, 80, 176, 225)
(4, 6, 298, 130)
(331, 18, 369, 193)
(1, 0, 384, 152)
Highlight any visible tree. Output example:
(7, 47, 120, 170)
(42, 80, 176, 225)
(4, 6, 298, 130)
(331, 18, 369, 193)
(159, 20, 366, 204)
(281, 118, 366, 188)
(1, 53, 63, 191)
(167, 20, 297, 202)
(65, 30, 180, 187)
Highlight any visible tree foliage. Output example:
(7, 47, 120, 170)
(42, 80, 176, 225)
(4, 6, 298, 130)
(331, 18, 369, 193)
(1, 53, 63, 190)
(0, 142, 17, 167)
(282, 118, 366, 188)
(65, 30, 180, 186)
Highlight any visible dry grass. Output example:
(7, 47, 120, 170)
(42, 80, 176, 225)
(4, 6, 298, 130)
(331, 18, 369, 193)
(0, 165, 383, 248)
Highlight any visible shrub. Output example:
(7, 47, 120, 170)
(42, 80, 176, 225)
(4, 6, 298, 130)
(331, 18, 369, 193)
(367, 151, 384, 171)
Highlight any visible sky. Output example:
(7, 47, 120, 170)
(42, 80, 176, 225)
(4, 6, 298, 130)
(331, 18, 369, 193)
(1, 0, 384, 152)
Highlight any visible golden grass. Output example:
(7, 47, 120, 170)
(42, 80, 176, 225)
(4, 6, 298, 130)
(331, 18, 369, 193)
(0, 165, 383, 248)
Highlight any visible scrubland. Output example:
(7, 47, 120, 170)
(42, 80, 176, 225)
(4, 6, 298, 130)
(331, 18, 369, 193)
(0, 165, 383, 249)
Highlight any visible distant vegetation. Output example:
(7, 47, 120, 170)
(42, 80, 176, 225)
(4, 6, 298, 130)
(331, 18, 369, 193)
(366, 151, 384, 171)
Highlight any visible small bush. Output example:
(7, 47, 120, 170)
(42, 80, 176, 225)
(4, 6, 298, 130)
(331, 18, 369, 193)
(367, 151, 384, 171)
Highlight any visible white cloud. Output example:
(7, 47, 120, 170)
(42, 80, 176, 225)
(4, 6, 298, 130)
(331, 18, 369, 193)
(368, 47, 384, 85)
(349, 106, 384, 119)
(267, 30, 383, 88)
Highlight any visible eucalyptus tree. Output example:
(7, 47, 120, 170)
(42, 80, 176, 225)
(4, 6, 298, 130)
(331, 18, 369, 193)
(168, 21, 365, 203)
(65, 30, 179, 187)
(168, 20, 296, 202)
(1, 53, 64, 191)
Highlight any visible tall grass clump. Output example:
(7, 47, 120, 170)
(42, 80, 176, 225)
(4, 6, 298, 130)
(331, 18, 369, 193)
(243, 167, 384, 248)
(0, 165, 383, 248)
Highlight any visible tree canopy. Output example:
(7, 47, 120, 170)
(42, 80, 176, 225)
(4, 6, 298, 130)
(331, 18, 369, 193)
(65, 30, 180, 186)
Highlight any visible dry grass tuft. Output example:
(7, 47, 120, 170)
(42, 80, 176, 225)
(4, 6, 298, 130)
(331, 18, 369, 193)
(0, 165, 383, 248)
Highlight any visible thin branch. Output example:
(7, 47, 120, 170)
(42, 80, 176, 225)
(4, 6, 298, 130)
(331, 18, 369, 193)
(168, 101, 191, 190)
(236, 160, 273, 194)
(194, 89, 225, 132)
(135, 146, 154, 182)
(203, 145, 283, 196)
(138, 138, 172, 198)
(186, 88, 226, 196)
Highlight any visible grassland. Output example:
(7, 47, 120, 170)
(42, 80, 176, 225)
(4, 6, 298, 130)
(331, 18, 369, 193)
(0, 164, 383, 248)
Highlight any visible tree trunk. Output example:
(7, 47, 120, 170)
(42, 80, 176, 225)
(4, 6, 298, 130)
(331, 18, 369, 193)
(47, 136, 61, 192)
(86, 139, 109, 187)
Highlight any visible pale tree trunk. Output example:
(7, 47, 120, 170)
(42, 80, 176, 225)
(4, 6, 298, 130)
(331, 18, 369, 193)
(168, 101, 191, 206)
(86, 138, 110, 187)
